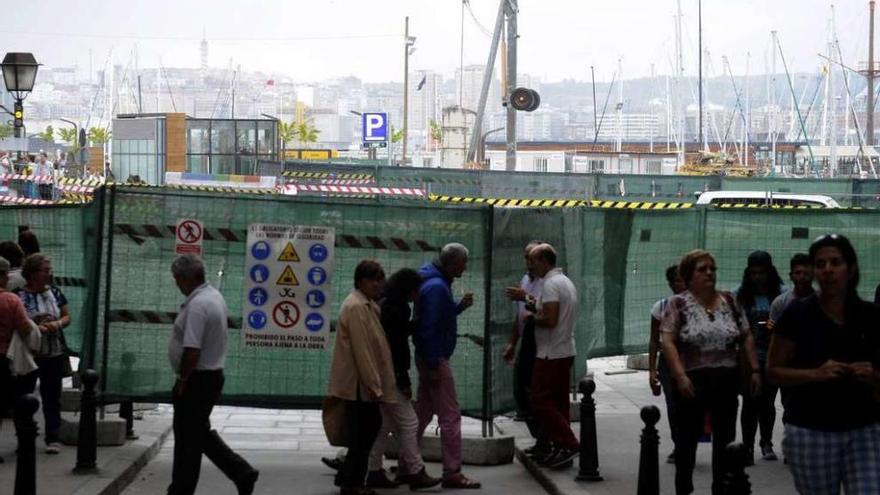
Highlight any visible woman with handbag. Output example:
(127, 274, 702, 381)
(661, 249, 761, 495)
(14, 253, 71, 455)
(0, 255, 37, 461)
(768, 234, 880, 494)
(326, 260, 398, 495)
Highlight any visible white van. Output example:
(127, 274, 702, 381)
(694, 191, 840, 208)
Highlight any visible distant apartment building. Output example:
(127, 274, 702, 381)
(455, 65, 502, 118)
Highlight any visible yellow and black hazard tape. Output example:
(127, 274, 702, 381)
(282, 171, 374, 180)
(429, 194, 586, 208)
(112, 183, 278, 195)
(589, 200, 694, 209)
(57, 177, 108, 187)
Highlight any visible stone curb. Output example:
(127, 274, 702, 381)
(71, 419, 173, 495)
(515, 448, 568, 495)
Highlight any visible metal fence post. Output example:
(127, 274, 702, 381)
(637, 405, 660, 495)
(74, 369, 99, 474)
(14, 394, 39, 495)
(574, 378, 602, 481)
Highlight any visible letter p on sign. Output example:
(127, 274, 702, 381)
(362, 112, 388, 142)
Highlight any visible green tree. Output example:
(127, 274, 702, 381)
(39, 125, 55, 142)
(278, 121, 298, 156)
(0, 124, 12, 140)
(296, 121, 320, 148)
(87, 127, 111, 146)
(429, 119, 442, 142)
(390, 126, 404, 143)
(57, 127, 80, 150)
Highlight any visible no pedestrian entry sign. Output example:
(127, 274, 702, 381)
(242, 224, 334, 350)
(175, 219, 204, 255)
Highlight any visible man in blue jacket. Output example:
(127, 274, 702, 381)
(413, 243, 481, 489)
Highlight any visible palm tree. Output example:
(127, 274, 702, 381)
(296, 121, 320, 149)
(429, 119, 442, 143)
(87, 127, 111, 146)
(38, 125, 55, 143)
(278, 121, 297, 158)
(57, 127, 79, 150)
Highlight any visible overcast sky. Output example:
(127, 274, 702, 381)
(1, 0, 871, 83)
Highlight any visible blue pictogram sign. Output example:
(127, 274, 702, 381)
(362, 113, 388, 142)
(309, 243, 329, 263)
(305, 313, 324, 332)
(250, 264, 269, 284)
(251, 241, 271, 260)
(248, 310, 268, 330)
(307, 266, 327, 286)
(306, 289, 325, 308)
(248, 287, 268, 307)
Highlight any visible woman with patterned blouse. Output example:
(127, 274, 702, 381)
(15, 253, 71, 455)
(661, 249, 761, 495)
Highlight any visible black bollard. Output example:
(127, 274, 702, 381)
(14, 394, 40, 495)
(574, 378, 603, 481)
(637, 405, 661, 495)
(74, 369, 99, 474)
(721, 442, 752, 495)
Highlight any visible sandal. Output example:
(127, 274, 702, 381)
(441, 473, 481, 489)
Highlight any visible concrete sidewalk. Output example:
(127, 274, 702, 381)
(511, 357, 798, 495)
(0, 404, 172, 495)
(123, 407, 541, 495)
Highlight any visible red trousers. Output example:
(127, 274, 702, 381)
(530, 356, 579, 450)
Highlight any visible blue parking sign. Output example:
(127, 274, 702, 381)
(362, 113, 388, 142)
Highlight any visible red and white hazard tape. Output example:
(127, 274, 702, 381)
(283, 184, 424, 197)
(0, 173, 56, 183)
(318, 179, 376, 186)
(0, 196, 56, 205)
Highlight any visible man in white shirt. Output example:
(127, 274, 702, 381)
(167, 254, 259, 495)
(502, 240, 547, 457)
(526, 243, 580, 469)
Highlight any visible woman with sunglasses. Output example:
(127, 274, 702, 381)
(767, 235, 880, 494)
(661, 249, 761, 495)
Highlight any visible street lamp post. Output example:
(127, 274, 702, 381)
(479, 127, 504, 167)
(1, 53, 40, 160)
(402, 17, 416, 167)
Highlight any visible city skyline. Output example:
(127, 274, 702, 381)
(1, 0, 873, 84)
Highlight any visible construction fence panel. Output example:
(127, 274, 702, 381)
(0, 202, 100, 356)
(93, 187, 493, 417)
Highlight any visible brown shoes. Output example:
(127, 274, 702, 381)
(399, 467, 442, 491)
(441, 472, 481, 489)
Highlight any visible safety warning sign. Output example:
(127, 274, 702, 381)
(175, 219, 204, 255)
(242, 223, 334, 350)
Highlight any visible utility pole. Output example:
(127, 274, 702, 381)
(402, 17, 416, 166)
(698, 0, 703, 150)
(505, 0, 518, 171)
(860, 0, 878, 146)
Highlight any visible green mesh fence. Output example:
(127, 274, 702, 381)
(8, 178, 880, 419)
(91, 186, 493, 416)
(0, 202, 101, 356)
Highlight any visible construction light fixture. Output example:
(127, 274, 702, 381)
(510, 87, 540, 112)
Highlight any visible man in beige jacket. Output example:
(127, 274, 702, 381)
(327, 260, 398, 495)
